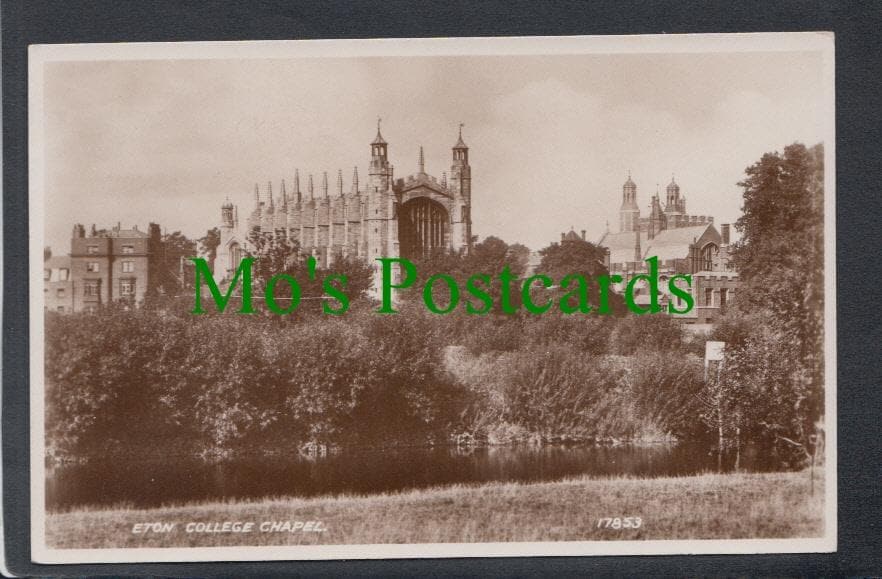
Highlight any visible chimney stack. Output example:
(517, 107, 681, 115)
(721, 223, 731, 245)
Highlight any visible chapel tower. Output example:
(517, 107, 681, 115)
(449, 124, 472, 251)
(364, 119, 399, 264)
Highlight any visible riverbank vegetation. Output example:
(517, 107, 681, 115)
(44, 143, 824, 467)
(45, 468, 824, 548)
(45, 301, 709, 460)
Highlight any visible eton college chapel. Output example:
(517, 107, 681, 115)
(214, 122, 473, 282)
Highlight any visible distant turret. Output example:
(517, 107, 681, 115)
(369, 117, 393, 193)
(665, 175, 682, 214)
(619, 172, 640, 233)
(221, 197, 234, 228)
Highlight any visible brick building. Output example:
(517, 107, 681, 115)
(50, 222, 162, 312)
(43, 256, 73, 313)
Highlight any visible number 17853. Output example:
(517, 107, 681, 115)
(597, 517, 642, 529)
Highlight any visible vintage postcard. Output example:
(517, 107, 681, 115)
(29, 33, 836, 563)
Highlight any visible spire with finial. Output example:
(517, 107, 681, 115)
(351, 166, 359, 194)
(441, 171, 447, 188)
(254, 182, 260, 204)
(308, 174, 314, 200)
(453, 123, 468, 165)
(294, 169, 301, 202)
(267, 181, 274, 208)
(281, 178, 288, 204)
(418, 146, 425, 173)
(337, 169, 344, 197)
(322, 172, 329, 198)
(454, 122, 467, 148)
(372, 116, 386, 145)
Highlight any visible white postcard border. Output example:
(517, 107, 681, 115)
(27, 32, 837, 564)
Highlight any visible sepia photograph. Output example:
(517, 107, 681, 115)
(28, 33, 836, 563)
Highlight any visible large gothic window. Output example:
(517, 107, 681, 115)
(399, 198, 449, 259)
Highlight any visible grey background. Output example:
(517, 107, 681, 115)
(3, 0, 881, 575)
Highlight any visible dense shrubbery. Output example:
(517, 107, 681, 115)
(45, 298, 712, 460)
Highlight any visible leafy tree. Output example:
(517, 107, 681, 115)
(724, 142, 825, 463)
(244, 231, 375, 311)
(246, 230, 300, 284)
(538, 237, 608, 279)
(157, 231, 197, 294)
(537, 237, 627, 315)
(198, 227, 221, 268)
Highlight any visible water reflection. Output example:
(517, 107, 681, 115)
(47, 443, 784, 511)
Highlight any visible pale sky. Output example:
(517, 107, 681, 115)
(42, 49, 826, 253)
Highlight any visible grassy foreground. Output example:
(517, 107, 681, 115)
(46, 470, 824, 548)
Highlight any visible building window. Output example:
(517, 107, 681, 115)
(704, 287, 714, 307)
(57, 306, 65, 313)
(719, 288, 728, 310)
(700, 243, 718, 271)
(87, 245, 99, 254)
(56, 288, 65, 298)
(122, 245, 134, 254)
(59, 268, 69, 281)
(122, 261, 134, 273)
(84, 280, 100, 297)
(44, 269, 51, 281)
(120, 279, 135, 297)
(86, 262, 100, 273)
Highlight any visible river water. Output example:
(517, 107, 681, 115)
(47, 442, 785, 511)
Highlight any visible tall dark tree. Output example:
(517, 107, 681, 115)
(724, 142, 825, 462)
